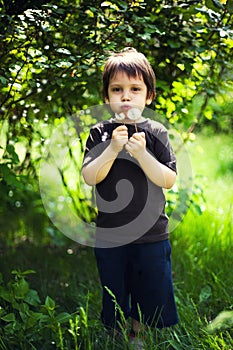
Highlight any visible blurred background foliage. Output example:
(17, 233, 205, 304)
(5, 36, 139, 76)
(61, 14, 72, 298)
(0, 0, 232, 246)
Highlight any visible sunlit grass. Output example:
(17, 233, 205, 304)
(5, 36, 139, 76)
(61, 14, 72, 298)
(163, 131, 233, 350)
(0, 131, 232, 349)
(90, 132, 233, 349)
(186, 130, 233, 210)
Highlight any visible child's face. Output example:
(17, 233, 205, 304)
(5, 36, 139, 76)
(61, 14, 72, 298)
(105, 71, 152, 119)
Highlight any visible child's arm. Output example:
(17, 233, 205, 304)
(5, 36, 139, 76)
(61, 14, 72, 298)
(82, 125, 128, 186)
(125, 132, 176, 189)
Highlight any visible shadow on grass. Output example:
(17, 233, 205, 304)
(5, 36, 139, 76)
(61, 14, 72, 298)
(0, 242, 100, 314)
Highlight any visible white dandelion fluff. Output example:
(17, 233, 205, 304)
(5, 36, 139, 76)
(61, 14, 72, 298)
(127, 108, 141, 121)
(115, 112, 125, 120)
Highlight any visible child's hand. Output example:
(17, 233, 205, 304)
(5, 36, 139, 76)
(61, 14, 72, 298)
(125, 132, 146, 159)
(110, 125, 128, 153)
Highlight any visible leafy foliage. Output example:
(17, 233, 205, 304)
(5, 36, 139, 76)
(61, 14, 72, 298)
(0, 269, 93, 349)
(0, 0, 233, 244)
(1, 0, 232, 128)
(0, 270, 68, 348)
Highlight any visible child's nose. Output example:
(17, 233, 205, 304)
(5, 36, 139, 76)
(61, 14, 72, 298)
(121, 90, 131, 101)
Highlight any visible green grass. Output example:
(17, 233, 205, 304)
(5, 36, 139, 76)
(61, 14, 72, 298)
(186, 130, 233, 210)
(167, 130, 233, 349)
(0, 131, 232, 349)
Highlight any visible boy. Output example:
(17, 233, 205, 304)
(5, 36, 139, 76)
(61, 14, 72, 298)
(82, 48, 178, 347)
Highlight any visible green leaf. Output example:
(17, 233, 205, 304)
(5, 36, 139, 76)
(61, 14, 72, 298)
(138, 32, 151, 41)
(21, 270, 36, 276)
(19, 304, 30, 321)
(1, 313, 16, 322)
(11, 269, 36, 277)
(30, 311, 45, 322)
(13, 278, 29, 299)
(0, 76, 7, 85)
(167, 40, 181, 49)
(212, 0, 224, 9)
(38, 314, 51, 323)
(56, 48, 72, 55)
(168, 341, 183, 350)
(0, 164, 21, 187)
(205, 0, 224, 10)
(45, 296, 56, 310)
(226, 0, 233, 13)
(192, 202, 204, 215)
(6, 144, 20, 164)
(55, 60, 73, 68)
(55, 312, 72, 323)
(0, 287, 13, 303)
(25, 289, 41, 306)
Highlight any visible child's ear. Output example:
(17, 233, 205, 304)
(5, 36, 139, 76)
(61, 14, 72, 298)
(146, 92, 154, 105)
(146, 97, 153, 106)
(105, 97, 109, 104)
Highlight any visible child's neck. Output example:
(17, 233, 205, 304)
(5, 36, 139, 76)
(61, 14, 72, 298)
(114, 116, 146, 124)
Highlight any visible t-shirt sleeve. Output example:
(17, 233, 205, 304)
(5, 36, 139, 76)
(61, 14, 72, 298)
(82, 125, 110, 168)
(153, 128, 177, 173)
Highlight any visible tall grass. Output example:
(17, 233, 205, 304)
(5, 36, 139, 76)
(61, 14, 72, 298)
(92, 131, 233, 349)
(162, 131, 233, 349)
(0, 131, 232, 349)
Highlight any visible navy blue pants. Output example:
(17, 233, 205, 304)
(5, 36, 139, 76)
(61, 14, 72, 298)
(94, 240, 178, 329)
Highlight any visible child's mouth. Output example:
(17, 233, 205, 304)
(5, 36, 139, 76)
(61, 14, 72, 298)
(121, 105, 131, 112)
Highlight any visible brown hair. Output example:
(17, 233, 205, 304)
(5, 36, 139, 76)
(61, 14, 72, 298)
(102, 47, 156, 102)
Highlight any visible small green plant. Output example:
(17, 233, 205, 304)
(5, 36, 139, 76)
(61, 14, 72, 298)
(104, 286, 128, 336)
(68, 315, 80, 350)
(0, 270, 72, 349)
(78, 295, 92, 350)
(0, 269, 100, 349)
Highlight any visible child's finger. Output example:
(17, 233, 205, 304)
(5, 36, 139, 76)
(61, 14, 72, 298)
(130, 133, 146, 143)
(140, 132, 145, 138)
(115, 125, 128, 132)
(113, 125, 128, 135)
(132, 132, 145, 139)
(129, 133, 143, 141)
(112, 127, 128, 139)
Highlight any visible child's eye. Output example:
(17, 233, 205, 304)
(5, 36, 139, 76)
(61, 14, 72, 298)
(132, 87, 141, 92)
(112, 87, 121, 92)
